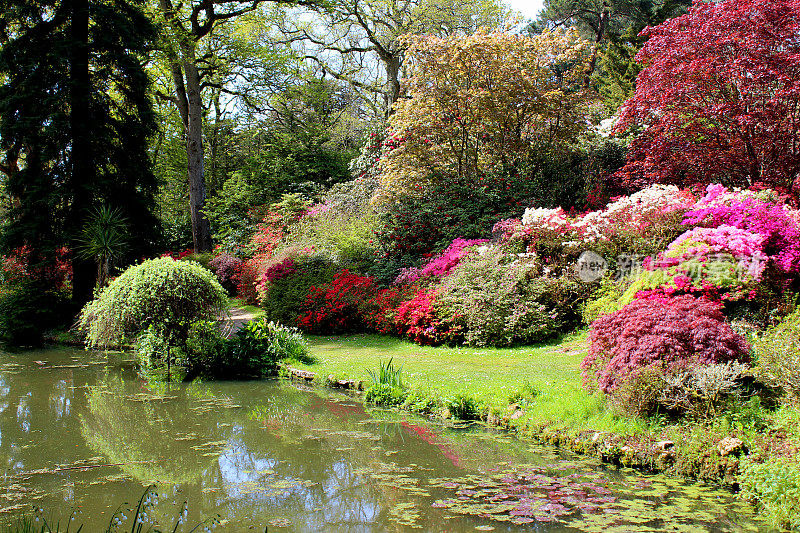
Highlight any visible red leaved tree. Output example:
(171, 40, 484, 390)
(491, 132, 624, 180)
(615, 0, 800, 196)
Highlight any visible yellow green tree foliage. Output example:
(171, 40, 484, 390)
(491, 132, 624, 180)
(378, 29, 591, 198)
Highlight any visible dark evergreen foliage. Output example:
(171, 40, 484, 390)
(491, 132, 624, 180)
(0, 0, 160, 302)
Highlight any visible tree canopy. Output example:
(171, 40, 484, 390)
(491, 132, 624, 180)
(615, 0, 800, 193)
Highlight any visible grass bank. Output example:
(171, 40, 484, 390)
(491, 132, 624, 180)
(294, 332, 656, 436)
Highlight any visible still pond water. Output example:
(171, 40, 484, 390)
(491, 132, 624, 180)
(0, 347, 768, 532)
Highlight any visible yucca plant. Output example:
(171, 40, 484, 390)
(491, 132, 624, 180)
(77, 205, 129, 289)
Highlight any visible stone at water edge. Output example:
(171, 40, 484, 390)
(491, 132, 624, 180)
(717, 437, 745, 457)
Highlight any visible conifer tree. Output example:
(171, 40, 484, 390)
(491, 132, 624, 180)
(0, 0, 160, 303)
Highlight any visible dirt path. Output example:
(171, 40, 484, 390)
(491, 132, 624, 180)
(221, 307, 258, 337)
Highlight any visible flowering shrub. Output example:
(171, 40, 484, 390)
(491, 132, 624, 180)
(0, 248, 30, 287)
(521, 207, 569, 229)
(162, 248, 194, 260)
(394, 238, 488, 284)
(361, 285, 415, 335)
(297, 270, 377, 334)
(572, 184, 695, 242)
(496, 184, 693, 266)
(582, 295, 751, 393)
(236, 255, 268, 305)
(658, 225, 768, 291)
(394, 290, 450, 345)
(260, 258, 297, 286)
(683, 189, 800, 276)
(434, 247, 591, 347)
(208, 253, 243, 294)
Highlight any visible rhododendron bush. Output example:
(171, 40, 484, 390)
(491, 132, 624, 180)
(496, 185, 695, 266)
(394, 238, 488, 285)
(393, 290, 449, 346)
(258, 255, 338, 326)
(582, 295, 751, 393)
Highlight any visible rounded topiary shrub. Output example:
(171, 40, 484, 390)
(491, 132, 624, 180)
(79, 257, 227, 348)
(258, 255, 338, 326)
(581, 295, 751, 394)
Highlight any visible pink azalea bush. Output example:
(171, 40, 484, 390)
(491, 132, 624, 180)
(683, 188, 800, 275)
(657, 225, 769, 287)
(394, 238, 489, 284)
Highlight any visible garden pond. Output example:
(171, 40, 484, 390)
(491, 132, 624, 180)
(0, 347, 769, 532)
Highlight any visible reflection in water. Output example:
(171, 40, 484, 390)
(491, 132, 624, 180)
(0, 348, 769, 532)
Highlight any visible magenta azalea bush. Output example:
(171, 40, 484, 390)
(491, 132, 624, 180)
(208, 253, 243, 293)
(683, 195, 800, 276)
(657, 225, 769, 287)
(582, 295, 751, 393)
(394, 238, 489, 284)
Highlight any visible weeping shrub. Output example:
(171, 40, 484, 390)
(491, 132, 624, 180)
(78, 257, 227, 350)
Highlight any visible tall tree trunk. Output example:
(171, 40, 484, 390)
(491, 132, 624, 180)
(69, 0, 96, 303)
(384, 54, 401, 116)
(183, 54, 212, 252)
(584, 3, 610, 88)
(209, 89, 221, 195)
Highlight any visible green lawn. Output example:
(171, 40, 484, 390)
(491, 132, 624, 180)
(295, 331, 654, 434)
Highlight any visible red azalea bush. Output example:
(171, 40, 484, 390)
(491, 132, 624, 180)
(237, 255, 269, 305)
(361, 285, 415, 335)
(582, 295, 751, 393)
(208, 253, 243, 294)
(393, 289, 452, 345)
(0, 246, 72, 290)
(297, 270, 377, 334)
(0, 247, 31, 288)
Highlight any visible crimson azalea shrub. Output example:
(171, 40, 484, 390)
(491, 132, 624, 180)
(394, 289, 452, 345)
(297, 270, 376, 334)
(361, 284, 416, 335)
(0, 246, 73, 347)
(260, 257, 297, 286)
(208, 252, 243, 294)
(582, 295, 751, 394)
(236, 255, 268, 305)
